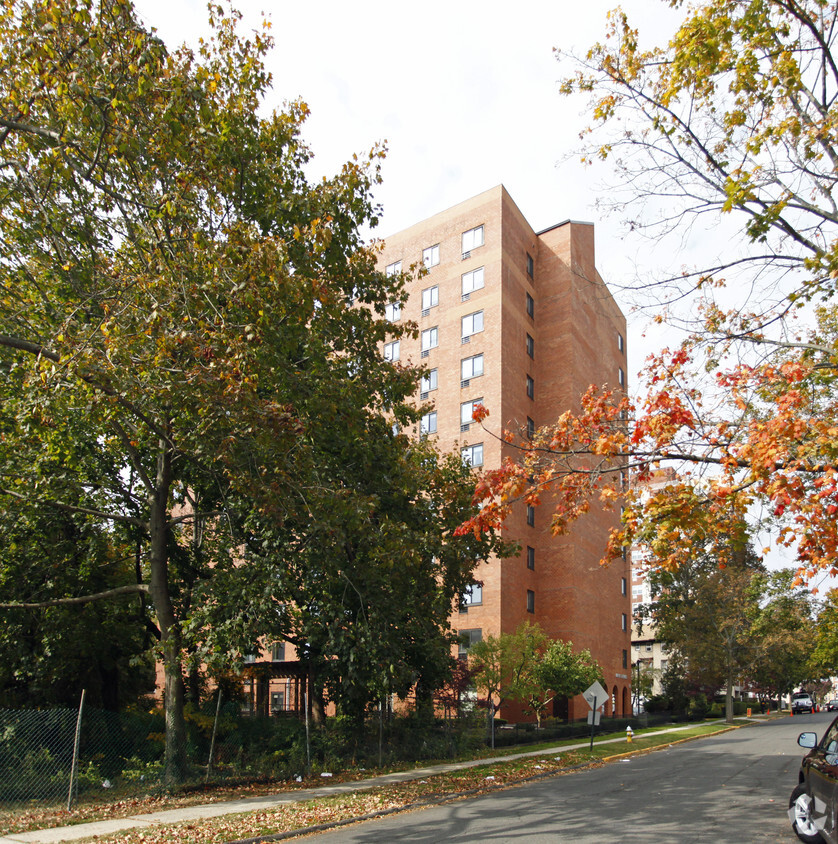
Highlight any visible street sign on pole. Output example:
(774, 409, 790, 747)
(583, 681, 608, 750)
(583, 681, 608, 710)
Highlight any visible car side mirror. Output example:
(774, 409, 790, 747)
(798, 732, 817, 749)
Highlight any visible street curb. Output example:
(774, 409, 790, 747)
(224, 762, 600, 844)
(226, 725, 744, 844)
(601, 724, 740, 763)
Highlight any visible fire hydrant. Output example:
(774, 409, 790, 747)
(626, 725, 634, 743)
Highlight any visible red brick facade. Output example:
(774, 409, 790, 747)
(379, 186, 632, 720)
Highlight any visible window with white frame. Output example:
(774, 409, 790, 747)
(421, 327, 439, 355)
(618, 367, 625, 387)
(383, 340, 400, 361)
(422, 285, 439, 312)
(618, 332, 625, 354)
(420, 368, 438, 395)
(461, 443, 484, 467)
(385, 302, 401, 322)
(420, 411, 437, 435)
(461, 583, 483, 608)
(461, 267, 485, 297)
(461, 354, 484, 381)
(461, 225, 484, 254)
(423, 244, 440, 268)
(460, 398, 483, 429)
(461, 310, 484, 342)
(271, 642, 286, 662)
(622, 613, 628, 631)
(385, 260, 402, 277)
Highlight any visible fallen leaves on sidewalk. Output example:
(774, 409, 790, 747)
(80, 753, 589, 843)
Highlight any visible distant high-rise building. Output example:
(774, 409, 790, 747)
(378, 186, 632, 719)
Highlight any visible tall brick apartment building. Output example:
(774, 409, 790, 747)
(379, 186, 632, 720)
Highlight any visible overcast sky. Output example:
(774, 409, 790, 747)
(133, 0, 687, 375)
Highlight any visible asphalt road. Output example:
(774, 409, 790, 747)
(299, 712, 831, 843)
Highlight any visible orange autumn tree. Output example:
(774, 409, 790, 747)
(458, 0, 838, 583)
(457, 307, 838, 580)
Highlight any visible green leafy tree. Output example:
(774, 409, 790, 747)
(0, 0, 464, 783)
(748, 570, 816, 705)
(637, 506, 765, 722)
(521, 639, 603, 728)
(810, 589, 838, 680)
(468, 622, 544, 747)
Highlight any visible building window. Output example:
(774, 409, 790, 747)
(526, 590, 535, 613)
(383, 340, 399, 361)
(462, 225, 484, 255)
(526, 252, 534, 278)
(461, 398, 484, 430)
(420, 411, 437, 435)
(462, 311, 484, 342)
(618, 332, 625, 354)
(527, 546, 535, 570)
(526, 292, 534, 318)
(526, 333, 534, 358)
(618, 367, 625, 387)
(462, 443, 484, 467)
(421, 327, 439, 356)
(527, 417, 535, 440)
(385, 302, 401, 322)
(271, 642, 286, 662)
(461, 267, 485, 298)
(423, 244, 440, 268)
(526, 504, 535, 526)
(458, 628, 482, 658)
(420, 368, 438, 395)
(385, 260, 402, 277)
(622, 613, 628, 631)
(461, 583, 483, 610)
(526, 375, 534, 399)
(461, 354, 484, 381)
(621, 577, 627, 596)
(422, 285, 439, 313)
(622, 649, 628, 669)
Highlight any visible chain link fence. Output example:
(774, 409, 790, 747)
(0, 699, 673, 814)
(0, 697, 488, 813)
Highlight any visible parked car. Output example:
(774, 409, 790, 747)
(827, 700, 838, 712)
(791, 717, 838, 843)
(794, 693, 817, 714)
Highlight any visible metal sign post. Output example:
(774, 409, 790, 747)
(583, 681, 607, 751)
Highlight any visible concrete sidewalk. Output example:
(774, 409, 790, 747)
(0, 718, 764, 844)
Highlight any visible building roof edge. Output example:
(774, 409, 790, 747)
(536, 219, 594, 236)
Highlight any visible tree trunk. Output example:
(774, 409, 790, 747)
(148, 438, 188, 785)
(414, 678, 435, 723)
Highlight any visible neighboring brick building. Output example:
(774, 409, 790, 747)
(378, 186, 632, 720)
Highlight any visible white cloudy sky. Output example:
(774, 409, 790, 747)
(133, 0, 686, 376)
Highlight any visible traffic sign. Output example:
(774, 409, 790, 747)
(583, 681, 608, 709)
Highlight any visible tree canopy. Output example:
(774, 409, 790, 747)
(0, 0, 502, 781)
